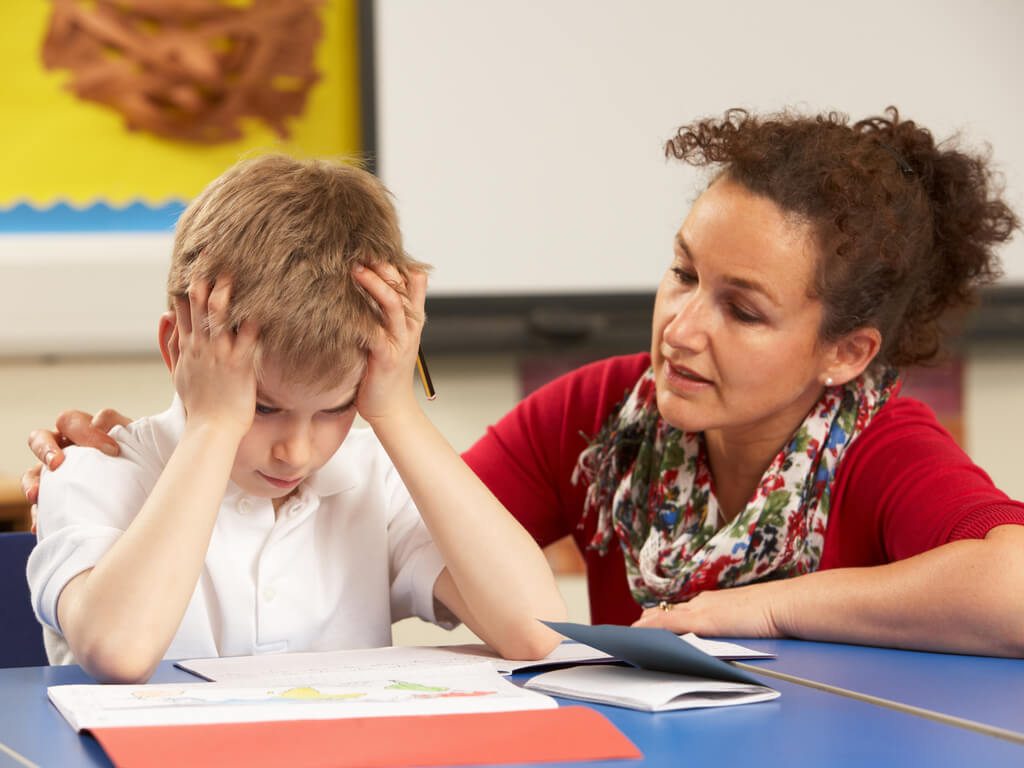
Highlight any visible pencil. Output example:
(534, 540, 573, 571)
(416, 346, 436, 400)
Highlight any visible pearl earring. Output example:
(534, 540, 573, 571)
(825, 376, 834, 387)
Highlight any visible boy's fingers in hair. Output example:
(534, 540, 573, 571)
(173, 294, 193, 337)
(233, 319, 261, 360)
(206, 277, 233, 333)
(407, 270, 428, 315)
(354, 263, 405, 328)
(187, 280, 211, 338)
(372, 262, 409, 296)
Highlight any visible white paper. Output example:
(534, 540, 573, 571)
(176, 637, 765, 686)
(178, 645, 488, 685)
(436, 641, 614, 673)
(679, 634, 775, 660)
(177, 641, 616, 683)
(49, 661, 556, 732)
(524, 664, 780, 712)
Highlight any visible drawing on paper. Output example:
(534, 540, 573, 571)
(114, 680, 498, 711)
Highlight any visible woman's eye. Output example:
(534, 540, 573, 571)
(671, 267, 698, 285)
(731, 305, 761, 324)
(255, 404, 279, 416)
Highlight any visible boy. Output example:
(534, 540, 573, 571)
(27, 155, 565, 683)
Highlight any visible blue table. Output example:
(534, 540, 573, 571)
(2, 655, 1022, 767)
(734, 638, 1024, 738)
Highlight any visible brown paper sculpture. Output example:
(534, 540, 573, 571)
(41, 0, 324, 143)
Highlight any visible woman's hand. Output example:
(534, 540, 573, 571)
(350, 263, 427, 427)
(636, 527, 1024, 657)
(171, 279, 259, 439)
(633, 581, 786, 638)
(23, 409, 130, 504)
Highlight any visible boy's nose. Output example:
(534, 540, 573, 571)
(273, 431, 311, 469)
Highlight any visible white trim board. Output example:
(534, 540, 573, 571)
(0, 233, 172, 357)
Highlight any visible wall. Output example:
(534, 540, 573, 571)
(3, 349, 1022, 499)
(2, 346, 1022, 497)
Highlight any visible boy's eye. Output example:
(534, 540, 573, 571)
(255, 404, 280, 416)
(322, 403, 355, 415)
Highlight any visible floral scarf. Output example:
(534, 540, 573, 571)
(573, 366, 899, 607)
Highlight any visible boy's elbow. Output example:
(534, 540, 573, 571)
(492, 614, 567, 662)
(517, 630, 564, 661)
(74, 634, 161, 684)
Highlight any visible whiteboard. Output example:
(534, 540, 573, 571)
(2, 0, 1020, 358)
(372, 0, 1024, 297)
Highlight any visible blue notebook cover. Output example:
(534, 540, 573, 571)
(542, 621, 763, 686)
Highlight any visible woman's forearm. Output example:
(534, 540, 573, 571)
(635, 524, 1024, 657)
(771, 524, 1024, 656)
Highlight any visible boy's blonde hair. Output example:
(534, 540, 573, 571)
(167, 154, 427, 388)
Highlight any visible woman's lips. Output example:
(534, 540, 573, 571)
(663, 360, 713, 390)
(258, 471, 303, 489)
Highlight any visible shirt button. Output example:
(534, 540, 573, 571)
(238, 498, 252, 514)
(262, 586, 277, 602)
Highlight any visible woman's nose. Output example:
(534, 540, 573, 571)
(663, 293, 711, 353)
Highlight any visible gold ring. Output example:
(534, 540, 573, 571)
(659, 601, 672, 612)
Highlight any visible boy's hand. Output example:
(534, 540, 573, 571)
(352, 263, 427, 425)
(172, 279, 259, 438)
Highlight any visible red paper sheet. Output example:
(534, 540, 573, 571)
(90, 706, 641, 768)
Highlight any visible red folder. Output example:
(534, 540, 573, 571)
(90, 706, 642, 768)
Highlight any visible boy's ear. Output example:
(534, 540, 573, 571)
(157, 311, 177, 374)
(821, 327, 882, 387)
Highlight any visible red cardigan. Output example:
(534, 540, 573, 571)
(462, 353, 1024, 625)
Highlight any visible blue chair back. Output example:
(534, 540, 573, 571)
(0, 532, 47, 667)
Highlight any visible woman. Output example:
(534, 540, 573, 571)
(24, 107, 1024, 656)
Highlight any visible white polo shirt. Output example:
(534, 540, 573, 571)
(29, 397, 451, 666)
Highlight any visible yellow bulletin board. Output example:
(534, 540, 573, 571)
(0, 0, 363, 357)
(0, 0, 361, 210)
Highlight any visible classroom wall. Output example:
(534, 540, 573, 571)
(2, 345, 1022, 498)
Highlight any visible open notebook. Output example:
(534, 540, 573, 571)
(522, 622, 779, 712)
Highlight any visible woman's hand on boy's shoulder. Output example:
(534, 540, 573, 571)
(23, 408, 131, 503)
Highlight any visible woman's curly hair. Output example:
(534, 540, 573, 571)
(665, 107, 1020, 369)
